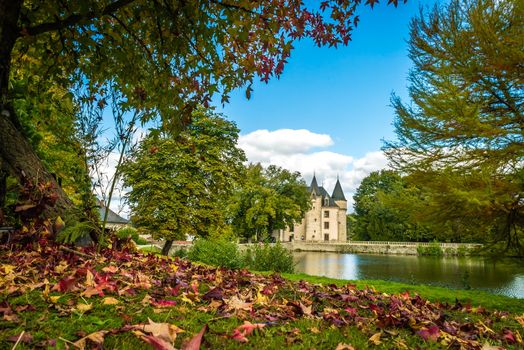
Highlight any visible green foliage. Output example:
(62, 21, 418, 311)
(57, 221, 98, 244)
(186, 239, 295, 273)
(242, 243, 295, 273)
(228, 163, 310, 241)
(8, 1, 390, 129)
(171, 248, 188, 259)
(5, 75, 96, 218)
(187, 239, 243, 270)
(116, 227, 148, 245)
(121, 109, 246, 243)
(417, 242, 444, 257)
(384, 0, 524, 255)
(353, 170, 430, 241)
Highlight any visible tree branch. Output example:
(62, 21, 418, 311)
(23, 0, 136, 36)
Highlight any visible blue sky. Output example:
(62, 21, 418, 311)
(210, 1, 432, 205)
(104, 1, 435, 215)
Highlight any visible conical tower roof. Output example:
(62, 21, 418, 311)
(310, 174, 321, 196)
(332, 178, 346, 201)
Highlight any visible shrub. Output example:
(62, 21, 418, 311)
(139, 245, 161, 254)
(417, 241, 443, 256)
(116, 227, 148, 245)
(172, 248, 188, 259)
(242, 242, 295, 273)
(187, 238, 243, 269)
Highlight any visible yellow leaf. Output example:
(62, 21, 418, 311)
(102, 265, 118, 273)
(141, 294, 152, 305)
(49, 296, 61, 303)
(103, 297, 120, 305)
(1, 264, 16, 275)
(85, 270, 95, 287)
(336, 343, 356, 350)
(310, 327, 320, 334)
(170, 264, 178, 273)
(73, 330, 107, 350)
(141, 318, 184, 343)
(369, 332, 382, 345)
(76, 303, 93, 312)
(181, 294, 195, 305)
(54, 261, 69, 274)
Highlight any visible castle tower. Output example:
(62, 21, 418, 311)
(304, 174, 322, 241)
(332, 178, 348, 241)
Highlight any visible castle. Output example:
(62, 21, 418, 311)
(273, 175, 347, 242)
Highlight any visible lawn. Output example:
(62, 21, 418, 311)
(1, 244, 522, 349)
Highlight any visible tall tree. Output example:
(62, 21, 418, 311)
(352, 170, 430, 241)
(228, 163, 310, 241)
(384, 0, 524, 254)
(0, 0, 400, 225)
(121, 109, 246, 255)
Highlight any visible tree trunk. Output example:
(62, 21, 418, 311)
(162, 240, 174, 256)
(0, 112, 76, 221)
(0, 0, 77, 228)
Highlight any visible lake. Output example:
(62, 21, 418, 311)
(293, 251, 524, 298)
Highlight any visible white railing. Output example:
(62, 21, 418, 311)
(299, 240, 482, 248)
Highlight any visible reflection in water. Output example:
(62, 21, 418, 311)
(294, 252, 524, 298)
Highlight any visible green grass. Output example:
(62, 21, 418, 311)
(2, 248, 522, 350)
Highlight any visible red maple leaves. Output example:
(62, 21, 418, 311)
(1, 243, 522, 349)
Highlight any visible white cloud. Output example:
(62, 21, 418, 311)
(239, 129, 333, 158)
(239, 129, 389, 211)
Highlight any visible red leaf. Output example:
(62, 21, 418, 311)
(231, 321, 266, 343)
(141, 335, 176, 350)
(503, 329, 516, 344)
(417, 325, 440, 341)
(56, 276, 77, 292)
(182, 324, 208, 350)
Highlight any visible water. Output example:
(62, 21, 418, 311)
(294, 252, 524, 298)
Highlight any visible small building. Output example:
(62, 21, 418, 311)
(273, 175, 347, 242)
(98, 203, 129, 230)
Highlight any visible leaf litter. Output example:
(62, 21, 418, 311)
(0, 243, 523, 349)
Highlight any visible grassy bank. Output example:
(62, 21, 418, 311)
(1, 245, 523, 349)
(283, 273, 524, 315)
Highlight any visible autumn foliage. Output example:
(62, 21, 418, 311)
(1, 243, 523, 349)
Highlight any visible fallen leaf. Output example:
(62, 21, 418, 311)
(369, 332, 382, 345)
(73, 331, 107, 350)
(226, 296, 252, 311)
(103, 297, 120, 305)
(140, 334, 177, 350)
(102, 265, 119, 273)
(310, 327, 320, 334)
(75, 303, 93, 313)
(183, 324, 208, 350)
(417, 325, 440, 341)
(7, 331, 33, 344)
(335, 343, 355, 350)
(141, 318, 184, 343)
(231, 321, 265, 343)
(481, 342, 504, 350)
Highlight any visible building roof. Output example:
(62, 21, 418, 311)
(98, 205, 129, 225)
(331, 178, 347, 201)
(309, 175, 321, 196)
(308, 177, 339, 207)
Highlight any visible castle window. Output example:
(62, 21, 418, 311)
(289, 225, 294, 232)
(324, 198, 329, 206)
(324, 222, 329, 229)
(324, 211, 329, 218)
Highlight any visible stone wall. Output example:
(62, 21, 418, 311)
(288, 241, 482, 256)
